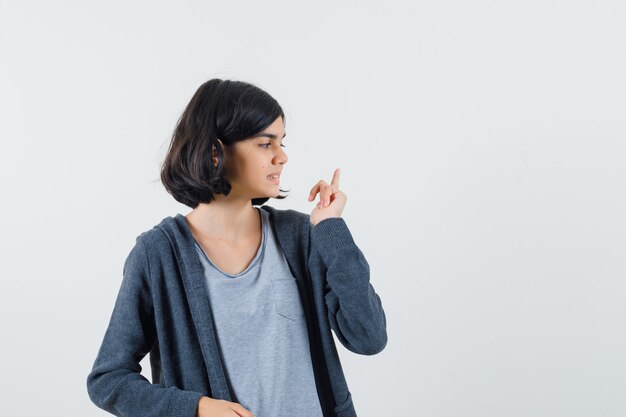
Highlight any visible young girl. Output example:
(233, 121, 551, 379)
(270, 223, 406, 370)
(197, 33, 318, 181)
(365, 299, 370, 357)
(86, 78, 387, 417)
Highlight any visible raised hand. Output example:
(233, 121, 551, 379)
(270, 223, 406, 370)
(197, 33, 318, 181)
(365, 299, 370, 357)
(308, 168, 347, 226)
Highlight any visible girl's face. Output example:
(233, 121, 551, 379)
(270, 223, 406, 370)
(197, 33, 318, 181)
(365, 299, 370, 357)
(216, 116, 288, 198)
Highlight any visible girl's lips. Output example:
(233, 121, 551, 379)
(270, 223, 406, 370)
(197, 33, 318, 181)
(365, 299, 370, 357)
(267, 175, 280, 184)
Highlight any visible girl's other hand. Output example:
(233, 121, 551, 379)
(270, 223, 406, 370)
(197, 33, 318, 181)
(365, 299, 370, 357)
(196, 396, 254, 417)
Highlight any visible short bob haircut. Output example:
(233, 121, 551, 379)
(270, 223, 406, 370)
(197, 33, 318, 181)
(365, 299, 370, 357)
(160, 78, 290, 208)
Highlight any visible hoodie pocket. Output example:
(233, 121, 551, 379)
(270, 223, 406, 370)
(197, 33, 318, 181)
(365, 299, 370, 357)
(270, 278, 304, 321)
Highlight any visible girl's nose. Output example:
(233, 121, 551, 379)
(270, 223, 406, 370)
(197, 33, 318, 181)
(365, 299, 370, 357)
(275, 148, 288, 164)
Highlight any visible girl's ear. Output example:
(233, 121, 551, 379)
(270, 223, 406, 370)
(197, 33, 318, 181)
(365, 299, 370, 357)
(212, 139, 224, 167)
(211, 146, 218, 167)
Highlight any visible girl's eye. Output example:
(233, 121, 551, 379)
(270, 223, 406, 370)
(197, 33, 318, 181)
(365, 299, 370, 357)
(261, 143, 287, 148)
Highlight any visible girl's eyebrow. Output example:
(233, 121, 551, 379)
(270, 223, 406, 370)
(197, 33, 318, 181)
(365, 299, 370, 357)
(253, 132, 287, 140)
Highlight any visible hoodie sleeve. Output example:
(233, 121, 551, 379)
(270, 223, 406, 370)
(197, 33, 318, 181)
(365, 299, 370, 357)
(86, 237, 204, 417)
(309, 217, 388, 355)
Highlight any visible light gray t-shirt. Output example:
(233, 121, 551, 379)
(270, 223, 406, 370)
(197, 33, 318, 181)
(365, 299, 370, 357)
(193, 207, 324, 417)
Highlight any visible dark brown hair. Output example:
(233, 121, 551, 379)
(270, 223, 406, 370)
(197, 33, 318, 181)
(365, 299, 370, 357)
(160, 78, 290, 208)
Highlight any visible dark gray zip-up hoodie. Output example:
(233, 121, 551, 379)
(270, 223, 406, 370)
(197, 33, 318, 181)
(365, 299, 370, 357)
(86, 205, 387, 417)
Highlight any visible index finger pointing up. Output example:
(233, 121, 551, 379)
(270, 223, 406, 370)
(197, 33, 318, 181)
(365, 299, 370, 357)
(331, 168, 340, 188)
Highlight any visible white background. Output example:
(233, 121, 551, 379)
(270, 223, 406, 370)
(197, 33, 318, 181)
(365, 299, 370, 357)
(1, 1, 625, 416)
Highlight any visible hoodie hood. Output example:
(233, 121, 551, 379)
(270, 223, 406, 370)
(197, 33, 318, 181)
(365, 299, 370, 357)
(151, 205, 311, 274)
